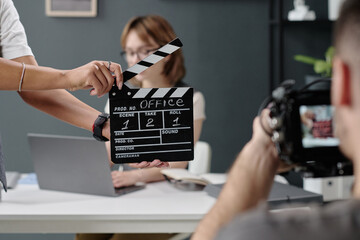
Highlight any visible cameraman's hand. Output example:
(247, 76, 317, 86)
(193, 110, 284, 240)
(252, 109, 274, 145)
(254, 109, 294, 173)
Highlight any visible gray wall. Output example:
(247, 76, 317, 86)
(1, 0, 270, 174)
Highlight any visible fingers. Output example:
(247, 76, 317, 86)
(90, 63, 107, 97)
(254, 109, 273, 139)
(111, 171, 127, 188)
(260, 109, 272, 131)
(277, 162, 296, 174)
(147, 160, 170, 168)
(88, 64, 103, 97)
(89, 61, 123, 97)
(108, 62, 123, 90)
(128, 161, 150, 168)
(147, 159, 162, 168)
(155, 162, 170, 168)
(96, 62, 115, 96)
(111, 171, 120, 187)
(128, 160, 170, 169)
(148, 159, 170, 168)
(66, 60, 122, 97)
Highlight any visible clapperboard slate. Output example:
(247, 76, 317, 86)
(109, 38, 194, 163)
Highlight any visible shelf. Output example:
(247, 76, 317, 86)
(270, 19, 334, 25)
(268, 0, 333, 92)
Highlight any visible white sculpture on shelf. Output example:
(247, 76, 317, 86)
(288, 0, 316, 21)
(328, 0, 345, 20)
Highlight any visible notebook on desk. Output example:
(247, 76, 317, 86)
(28, 133, 145, 197)
(205, 182, 323, 209)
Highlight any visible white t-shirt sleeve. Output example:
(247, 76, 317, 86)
(0, 0, 33, 59)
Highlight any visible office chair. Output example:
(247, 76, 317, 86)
(188, 141, 212, 175)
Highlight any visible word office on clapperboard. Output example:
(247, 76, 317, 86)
(109, 38, 194, 163)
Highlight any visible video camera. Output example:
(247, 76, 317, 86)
(261, 79, 353, 178)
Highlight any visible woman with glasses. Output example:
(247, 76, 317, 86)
(75, 15, 206, 240)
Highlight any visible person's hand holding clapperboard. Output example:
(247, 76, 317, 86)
(108, 38, 193, 168)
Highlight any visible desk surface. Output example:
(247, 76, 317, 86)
(0, 181, 216, 234)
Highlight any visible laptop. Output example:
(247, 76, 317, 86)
(27, 133, 145, 197)
(5, 171, 21, 189)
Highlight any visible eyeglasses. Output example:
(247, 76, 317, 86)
(120, 48, 159, 61)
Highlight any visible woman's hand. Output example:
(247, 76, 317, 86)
(128, 159, 170, 169)
(111, 170, 141, 188)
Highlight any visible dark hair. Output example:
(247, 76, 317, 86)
(121, 15, 185, 85)
(334, 0, 360, 75)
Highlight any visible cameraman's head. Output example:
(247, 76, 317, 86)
(332, 0, 360, 164)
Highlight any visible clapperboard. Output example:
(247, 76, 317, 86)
(109, 38, 194, 163)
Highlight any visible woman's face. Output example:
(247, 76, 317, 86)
(123, 30, 165, 82)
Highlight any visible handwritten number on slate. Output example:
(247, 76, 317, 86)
(146, 118, 155, 128)
(122, 120, 129, 130)
(173, 117, 180, 127)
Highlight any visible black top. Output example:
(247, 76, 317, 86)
(216, 199, 360, 240)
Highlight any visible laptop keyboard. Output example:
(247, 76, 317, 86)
(114, 184, 145, 195)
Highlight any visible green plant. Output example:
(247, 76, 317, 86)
(294, 46, 335, 77)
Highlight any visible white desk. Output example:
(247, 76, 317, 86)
(0, 181, 216, 234)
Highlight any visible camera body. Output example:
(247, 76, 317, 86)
(267, 80, 352, 178)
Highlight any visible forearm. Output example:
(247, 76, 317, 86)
(135, 161, 188, 183)
(105, 141, 113, 166)
(192, 140, 278, 240)
(19, 90, 100, 132)
(0, 58, 69, 91)
(21, 64, 68, 90)
(12, 56, 99, 135)
(14, 56, 104, 138)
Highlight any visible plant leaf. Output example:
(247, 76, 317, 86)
(314, 60, 329, 75)
(294, 55, 318, 65)
(325, 46, 335, 64)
